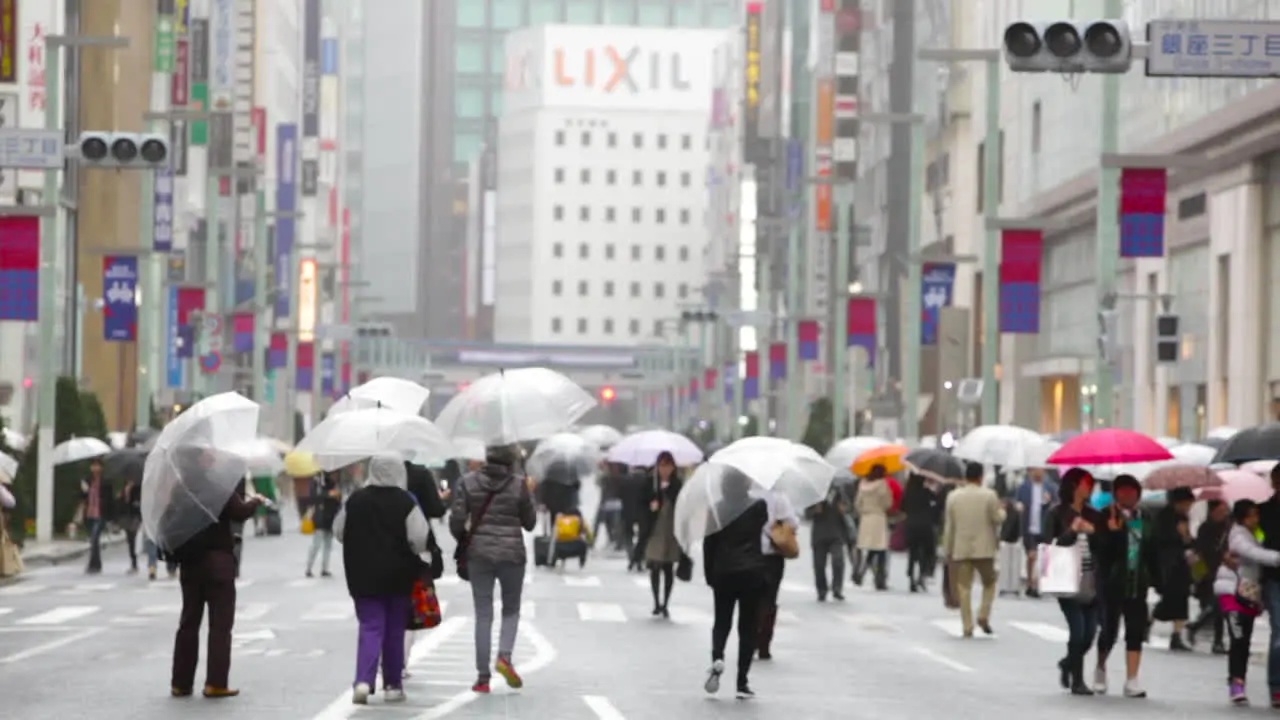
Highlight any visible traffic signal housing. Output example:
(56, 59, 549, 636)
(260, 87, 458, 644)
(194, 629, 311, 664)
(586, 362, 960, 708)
(1002, 20, 1133, 74)
(76, 132, 170, 169)
(1155, 314, 1179, 363)
(679, 310, 719, 324)
(1097, 308, 1119, 362)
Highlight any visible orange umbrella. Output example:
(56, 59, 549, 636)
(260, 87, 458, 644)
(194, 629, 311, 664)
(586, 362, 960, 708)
(852, 444, 909, 477)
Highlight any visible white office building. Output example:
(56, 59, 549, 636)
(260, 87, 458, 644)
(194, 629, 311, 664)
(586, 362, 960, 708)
(493, 24, 726, 347)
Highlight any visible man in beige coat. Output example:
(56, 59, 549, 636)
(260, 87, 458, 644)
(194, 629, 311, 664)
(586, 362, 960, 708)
(942, 462, 1005, 637)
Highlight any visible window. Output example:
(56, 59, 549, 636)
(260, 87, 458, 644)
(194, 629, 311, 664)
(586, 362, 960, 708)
(551, 317, 563, 333)
(530, 0, 560, 24)
(680, 171, 691, 187)
(633, 133, 643, 148)
(629, 319, 640, 335)
(607, 132, 617, 148)
(554, 205, 564, 220)
(681, 134, 692, 150)
(579, 206, 590, 221)
(679, 209, 690, 224)
(678, 245, 689, 262)
(653, 283, 665, 298)
(655, 246, 666, 261)
(577, 318, 588, 334)
(580, 168, 590, 183)
(581, 131, 591, 147)
(630, 281, 641, 297)
(631, 207, 642, 223)
(678, 283, 689, 299)
(455, 41, 485, 73)
(457, 2, 486, 26)
(605, 243, 616, 259)
(603, 318, 614, 334)
(553, 242, 564, 258)
(579, 243, 589, 259)
(604, 280, 615, 297)
(605, 206, 616, 222)
(652, 319, 663, 336)
(606, 169, 617, 185)
(554, 168, 565, 183)
(455, 87, 484, 118)
(1031, 100, 1042, 154)
(552, 280, 563, 296)
(631, 244, 642, 260)
(555, 130, 565, 146)
(657, 171, 667, 186)
(578, 280, 588, 296)
(632, 170, 642, 185)
(657, 134, 667, 149)
(656, 208, 666, 224)
(491, 0, 523, 28)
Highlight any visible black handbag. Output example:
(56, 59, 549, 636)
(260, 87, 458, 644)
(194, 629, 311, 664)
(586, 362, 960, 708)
(425, 524, 445, 579)
(676, 553, 694, 582)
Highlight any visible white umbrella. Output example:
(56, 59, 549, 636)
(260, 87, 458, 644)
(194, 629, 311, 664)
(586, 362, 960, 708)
(952, 425, 1046, 468)
(327, 377, 431, 416)
(579, 424, 624, 449)
(1207, 426, 1240, 440)
(433, 367, 595, 445)
(296, 407, 455, 471)
(710, 437, 835, 510)
(50, 436, 112, 466)
(528, 432, 601, 481)
(107, 431, 128, 450)
(227, 438, 286, 475)
(2, 428, 27, 451)
(140, 392, 260, 551)
(452, 438, 486, 462)
(1155, 436, 1182, 449)
(607, 429, 703, 467)
(0, 451, 16, 478)
(824, 436, 891, 470)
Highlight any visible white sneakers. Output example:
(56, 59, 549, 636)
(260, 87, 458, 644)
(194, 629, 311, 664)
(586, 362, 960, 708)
(384, 688, 407, 703)
(1123, 678, 1147, 698)
(350, 683, 406, 705)
(1093, 668, 1107, 694)
(704, 659, 725, 694)
(1093, 669, 1146, 699)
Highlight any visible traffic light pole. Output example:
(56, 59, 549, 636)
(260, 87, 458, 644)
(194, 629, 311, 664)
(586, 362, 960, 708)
(1093, 0, 1123, 427)
(252, 190, 269, 406)
(980, 59, 1002, 425)
(903, 117, 926, 443)
(831, 182, 852, 442)
(785, 206, 802, 441)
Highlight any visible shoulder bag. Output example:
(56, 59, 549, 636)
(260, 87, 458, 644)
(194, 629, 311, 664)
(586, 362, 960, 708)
(453, 488, 501, 581)
(769, 521, 800, 559)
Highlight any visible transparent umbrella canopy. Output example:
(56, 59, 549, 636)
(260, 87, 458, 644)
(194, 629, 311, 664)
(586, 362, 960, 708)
(433, 367, 596, 445)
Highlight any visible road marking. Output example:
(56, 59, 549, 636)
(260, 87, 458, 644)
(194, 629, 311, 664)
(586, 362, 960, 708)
(1010, 621, 1069, 643)
(564, 575, 601, 587)
(583, 695, 626, 720)
(930, 618, 994, 639)
(288, 578, 318, 588)
(912, 646, 974, 673)
(237, 602, 273, 621)
(667, 605, 714, 625)
(632, 577, 649, 588)
(840, 613, 900, 632)
(0, 608, 12, 617)
(0, 584, 45, 596)
(577, 602, 626, 622)
(435, 575, 462, 587)
(776, 609, 801, 624)
(521, 600, 536, 618)
(234, 579, 254, 590)
(57, 582, 115, 594)
(412, 621, 558, 719)
(0, 627, 104, 664)
(17, 606, 99, 625)
(135, 604, 180, 616)
(301, 601, 351, 622)
(233, 628, 276, 643)
(780, 581, 810, 594)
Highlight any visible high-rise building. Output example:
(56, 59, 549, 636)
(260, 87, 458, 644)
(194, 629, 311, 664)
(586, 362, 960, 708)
(421, 0, 741, 341)
(493, 24, 724, 347)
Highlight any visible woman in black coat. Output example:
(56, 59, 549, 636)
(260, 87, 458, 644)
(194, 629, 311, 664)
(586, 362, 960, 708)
(1150, 487, 1195, 650)
(900, 474, 937, 592)
(1047, 467, 1105, 695)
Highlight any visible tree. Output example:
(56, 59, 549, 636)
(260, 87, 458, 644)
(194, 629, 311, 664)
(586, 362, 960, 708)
(12, 378, 95, 538)
(801, 397, 836, 455)
(148, 399, 163, 429)
(293, 411, 306, 445)
(79, 391, 108, 440)
(741, 416, 760, 437)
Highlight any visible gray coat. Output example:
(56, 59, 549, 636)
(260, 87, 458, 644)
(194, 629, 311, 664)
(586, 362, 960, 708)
(449, 464, 536, 566)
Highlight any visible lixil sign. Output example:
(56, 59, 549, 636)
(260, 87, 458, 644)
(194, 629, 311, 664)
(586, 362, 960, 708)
(551, 45, 692, 94)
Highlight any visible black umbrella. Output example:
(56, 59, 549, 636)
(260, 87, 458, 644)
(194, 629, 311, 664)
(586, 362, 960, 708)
(104, 448, 147, 482)
(127, 427, 158, 449)
(905, 448, 965, 481)
(1197, 437, 1228, 451)
(1211, 423, 1280, 465)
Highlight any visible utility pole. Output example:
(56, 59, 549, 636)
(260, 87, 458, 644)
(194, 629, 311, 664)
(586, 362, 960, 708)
(1092, 0, 1123, 426)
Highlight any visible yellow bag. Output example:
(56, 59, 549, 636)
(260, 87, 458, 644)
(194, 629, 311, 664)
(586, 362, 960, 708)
(555, 514, 581, 543)
(301, 510, 315, 535)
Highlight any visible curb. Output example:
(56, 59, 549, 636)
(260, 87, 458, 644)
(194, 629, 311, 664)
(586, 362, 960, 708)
(17, 534, 127, 568)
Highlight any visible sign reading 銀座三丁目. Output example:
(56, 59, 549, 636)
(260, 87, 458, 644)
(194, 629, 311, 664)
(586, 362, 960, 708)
(1145, 19, 1280, 77)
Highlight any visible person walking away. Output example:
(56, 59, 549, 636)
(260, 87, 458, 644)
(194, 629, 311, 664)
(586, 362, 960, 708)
(1217, 499, 1280, 705)
(702, 470, 770, 699)
(306, 473, 342, 578)
(0, 477, 21, 579)
(639, 451, 683, 617)
(1045, 468, 1102, 695)
(334, 456, 430, 705)
(942, 461, 1005, 637)
(623, 466, 648, 571)
(756, 488, 799, 660)
(902, 473, 938, 593)
(853, 465, 893, 590)
(406, 463, 449, 519)
(997, 493, 1023, 597)
(168, 463, 264, 698)
(1150, 486, 1195, 652)
(449, 444, 537, 693)
(1091, 474, 1152, 697)
(119, 476, 143, 574)
(81, 458, 113, 574)
(807, 485, 850, 601)
(1255, 464, 1280, 707)
(1016, 468, 1057, 598)
(1188, 498, 1230, 653)
(594, 463, 626, 550)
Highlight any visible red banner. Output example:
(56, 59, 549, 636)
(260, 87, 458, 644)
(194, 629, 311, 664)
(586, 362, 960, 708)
(175, 287, 205, 325)
(171, 39, 189, 105)
(704, 368, 718, 391)
(846, 296, 876, 366)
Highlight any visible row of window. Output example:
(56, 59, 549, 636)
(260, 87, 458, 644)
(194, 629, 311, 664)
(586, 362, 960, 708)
(551, 242, 693, 262)
(553, 130, 705, 152)
(550, 279, 692, 300)
(456, 0, 736, 32)
(549, 317, 673, 337)
(553, 168, 696, 188)
(553, 205, 695, 224)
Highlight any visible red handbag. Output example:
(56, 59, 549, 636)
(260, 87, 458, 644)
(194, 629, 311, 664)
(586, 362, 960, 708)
(409, 577, 442, 630)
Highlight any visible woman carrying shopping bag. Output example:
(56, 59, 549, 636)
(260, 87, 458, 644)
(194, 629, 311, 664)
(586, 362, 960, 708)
(1043, 468, 1105, 696)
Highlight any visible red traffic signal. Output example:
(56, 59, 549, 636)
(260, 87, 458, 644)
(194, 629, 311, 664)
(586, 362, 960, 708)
(599, 386, 616, 402)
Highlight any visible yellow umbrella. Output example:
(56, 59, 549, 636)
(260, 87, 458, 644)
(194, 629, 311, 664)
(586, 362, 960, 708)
(852, 444, 909, 477)
(284, 451, 321, 478)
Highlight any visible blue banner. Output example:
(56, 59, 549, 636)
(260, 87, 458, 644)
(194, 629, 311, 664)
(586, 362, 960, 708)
(166, 285, 185, 389)
(102, 256, 139, 341)
(920, 262, 956, 345)
(234, 248, 255, 306)
(321, 352, 335, 396)
(153, 169, 174, 252)
(785, 139, 803, 192)
(275, 124, 298, 318)
(321, 38, 339, 75)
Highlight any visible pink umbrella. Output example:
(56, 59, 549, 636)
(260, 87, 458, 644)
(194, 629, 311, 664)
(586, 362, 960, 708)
(1198, 469, 1274, 504)
(1047, 428, 1174, 466)
(1243, 459, 1278, 476)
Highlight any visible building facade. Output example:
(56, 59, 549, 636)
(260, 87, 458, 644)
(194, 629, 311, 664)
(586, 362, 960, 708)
(493, 24, 722, 347)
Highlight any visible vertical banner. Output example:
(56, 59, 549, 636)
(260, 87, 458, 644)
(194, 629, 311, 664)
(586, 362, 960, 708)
(340, 360, 351, 395)
(320, 353, 335, 396)
(321, 36, 338, 75)
(798, 320, 820, 360)
(998, 229, 1044, 334)
(102, 256, 139, 341)
(208, 0, 234, 111)
(267, 331, 287, 369)
(1119, 167, 1168, 258)
(814, 78, 834, 232)
(296, 341, 315, 390)
(704, 367, 718, 392)
(0, 215, 38, 320)
(723, 362, 736, 403)
(153, 0, 176, 72)
(833, 0, 861, 181)
(744, 351, 760, 400)
(175, 287, 205, 358)
(0, 0, 17, 83)
(171, 39, 189, 105)
(846, 297, 876, 366)
(166, 285, 185, 388)
(302, 0, 320, 137)
(742, 2, 761, 163)
(189, 18, 208, 145)
(688, 377, 699, 402)
(769, 342, 787, 380)
(232, 311, 253, 352)
(153, 169, 174, 251)
(274, 124, 298, 318)
(920, 262, 956, 345)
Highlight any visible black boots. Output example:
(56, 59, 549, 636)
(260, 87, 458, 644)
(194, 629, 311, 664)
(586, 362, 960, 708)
(1059, 654, 1093, 695)
(757, 606, 777, 660)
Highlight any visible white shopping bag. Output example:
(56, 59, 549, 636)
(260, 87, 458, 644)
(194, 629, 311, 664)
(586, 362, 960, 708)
(1036, 543, 1082, 596)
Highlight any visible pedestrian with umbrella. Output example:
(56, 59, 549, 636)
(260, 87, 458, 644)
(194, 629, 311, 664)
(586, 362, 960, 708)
(853, 464, 894, 590)
(140, 392, 265, 699)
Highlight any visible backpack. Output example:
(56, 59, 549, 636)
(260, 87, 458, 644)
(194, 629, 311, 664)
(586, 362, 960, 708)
(555, 513, 582, 542)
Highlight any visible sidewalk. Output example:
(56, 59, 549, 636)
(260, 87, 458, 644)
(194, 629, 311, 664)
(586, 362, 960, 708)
(16, 532, 126, 567)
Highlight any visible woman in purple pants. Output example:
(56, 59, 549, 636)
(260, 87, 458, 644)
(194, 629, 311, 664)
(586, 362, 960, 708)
(334, 455, 431, 705)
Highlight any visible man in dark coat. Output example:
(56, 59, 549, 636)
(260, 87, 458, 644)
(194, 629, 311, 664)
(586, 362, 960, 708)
(405, 463, 448, 519)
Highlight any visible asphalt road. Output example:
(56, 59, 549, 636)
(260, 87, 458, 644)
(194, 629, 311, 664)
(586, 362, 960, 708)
(0, 511, 1266, 719)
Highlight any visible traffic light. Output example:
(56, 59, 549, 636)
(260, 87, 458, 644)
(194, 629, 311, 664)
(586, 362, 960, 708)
(599, 386, 616, 404)
(679, 310, 719, 324)
(77, 132, 170, 169)
(1155, 313, 1179, 363)
(1002, 20, 1132, 74)
(1097, 308, 1119, 362)
(355, 323, 393, 338)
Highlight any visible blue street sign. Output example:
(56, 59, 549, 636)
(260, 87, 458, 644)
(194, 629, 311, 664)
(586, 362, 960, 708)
(199, 351, 222, 374)
(1145, 19, 1280, 77)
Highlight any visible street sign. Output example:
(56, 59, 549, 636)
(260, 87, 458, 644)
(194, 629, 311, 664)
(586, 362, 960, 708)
(199, 351, 222, 374)
(1145, 19, 1280, 77)
(0, 129, 63, 169)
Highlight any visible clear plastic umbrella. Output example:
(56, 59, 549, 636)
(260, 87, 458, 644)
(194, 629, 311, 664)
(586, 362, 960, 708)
(0, 451, 16, 478)
(140, 392, 260, 551)
(527, 432, 601, 482)
(710, 437, 835, 510)
(226, 438, 286, 475)
(579, 424, 624, 449)
(674, 462, 766, 553)
(327, 377, 431, 416)
(607, 429, 703, 467)
(51, 436, 112, 465)
(824, 436, 890, 470)
(953, 425, 1046, 468)
(295, 407, 455, 471)
(433, 367, 596, 445)
(2, 428, 27, 451)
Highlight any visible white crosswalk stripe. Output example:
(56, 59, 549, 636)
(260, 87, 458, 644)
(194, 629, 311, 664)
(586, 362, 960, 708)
(56, 582, 116, 595)
(1008, 621, 1069, 643)
(577, 602, 627, 622)
(564, 575, 601, 587)
(931, 618, 996, 639)
(521, 600, 536, 619)
(301, 601, 352, 622)
(18, 606, 99, 625)
(0, 583, 46, 596)
(0, 608, 13, 616)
